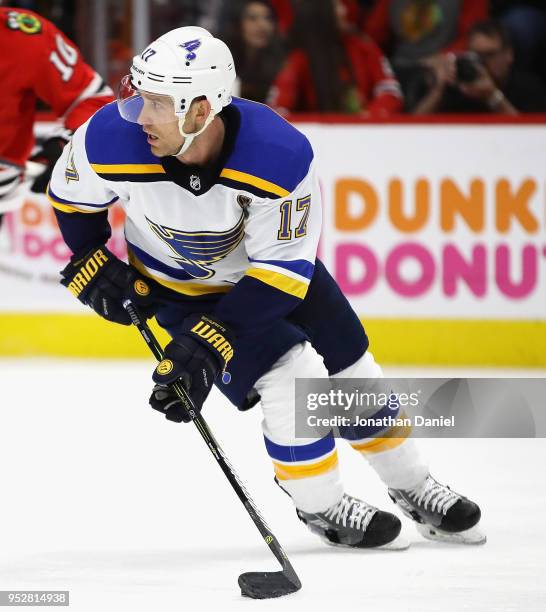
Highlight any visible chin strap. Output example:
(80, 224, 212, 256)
(173, 112, 216, 157)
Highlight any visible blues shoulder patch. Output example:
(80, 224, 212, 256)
(219, 98, 314, 199)
(85, 102, 168, 182)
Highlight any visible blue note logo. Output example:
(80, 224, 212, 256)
(146, 214, 245, 279)
(179, 39, 201, 61)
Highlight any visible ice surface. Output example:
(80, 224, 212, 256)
(0, 359, 545, 611)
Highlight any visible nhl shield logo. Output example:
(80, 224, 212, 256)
(190, 175, 201, 191)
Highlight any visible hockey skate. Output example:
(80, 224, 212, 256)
(296, 493, 409, 550)
(388, 474, 486, 545)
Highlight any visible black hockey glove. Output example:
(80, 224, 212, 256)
(60, 245, 157, 325)
(150, 314, 234, 422)
(30, 131, 71, 193)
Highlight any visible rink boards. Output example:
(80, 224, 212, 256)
(1, 120, 545, 366)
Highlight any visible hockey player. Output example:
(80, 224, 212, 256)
(49, 27, 484, 548)
(0, 7, 113, 228)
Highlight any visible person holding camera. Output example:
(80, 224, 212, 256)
(413, 19, 546, 114)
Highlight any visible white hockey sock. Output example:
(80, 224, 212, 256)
(331, 351, 429, 490)
(256, 342, 344, 513)
(363, 439, 429, 490)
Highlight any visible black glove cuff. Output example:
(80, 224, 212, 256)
(181, 313, 235, 372)
(152, 315, 235, 388)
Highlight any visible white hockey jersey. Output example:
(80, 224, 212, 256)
(48, 98, 320, 309)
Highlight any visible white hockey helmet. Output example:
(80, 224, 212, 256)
(117, 26, 236, 154)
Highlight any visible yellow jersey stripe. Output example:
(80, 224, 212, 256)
(90, 163, 166, 174)
(245, 267, 308, 299)
(273, 451, 339, 481)
(220, 168, 290, 197)
(47, 194, 106, 214)
(129, 253, 232, 296)
(350, 421, 412, 454)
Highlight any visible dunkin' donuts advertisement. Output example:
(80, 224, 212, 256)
(302, 124, 546, 320)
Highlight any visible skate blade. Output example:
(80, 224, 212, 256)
(322, 534, 410, 551)
(416, 523, 486, 545)
(377, 535, 410, 550)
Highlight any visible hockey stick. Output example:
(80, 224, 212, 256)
(123, 300, 302, 599)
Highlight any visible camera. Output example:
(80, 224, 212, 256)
(455, 52, 481, 83)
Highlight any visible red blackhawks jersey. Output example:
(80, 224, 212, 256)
(0, 7, 113, 167)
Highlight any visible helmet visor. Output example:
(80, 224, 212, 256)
(117, 75, 179, 124)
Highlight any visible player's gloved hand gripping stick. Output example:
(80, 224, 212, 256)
(123, 300, 302, 600)
(60, 245, 158, 325)
(150, 313, 234, 420)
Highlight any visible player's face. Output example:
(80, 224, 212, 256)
(137, 92, 184, 156)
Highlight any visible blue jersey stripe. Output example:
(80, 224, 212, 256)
(84, 99, 314, 196)
(338, 402, 401, 441)
(47, 186, 118, 209)
(264, 431, 335, 463)
(86, 102, 160, 166)
(228, 98, 314, 194)
(127, 240, 194, 281)
(249, 258, 315, 280)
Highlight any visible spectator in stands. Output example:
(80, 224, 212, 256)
(221, 0, 285, 104)
(363, 0, 488, 109)
(201, 0, 293, 37)
(413, 20, 546, 114)
(364, 0, 488, 61)
(268, 0, 403, 116)
(256, 0, 369, 36)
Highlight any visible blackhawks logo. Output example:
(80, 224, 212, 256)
(6, 11, 42, 35)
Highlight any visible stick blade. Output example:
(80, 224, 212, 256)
(238, 571, 301, 599)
